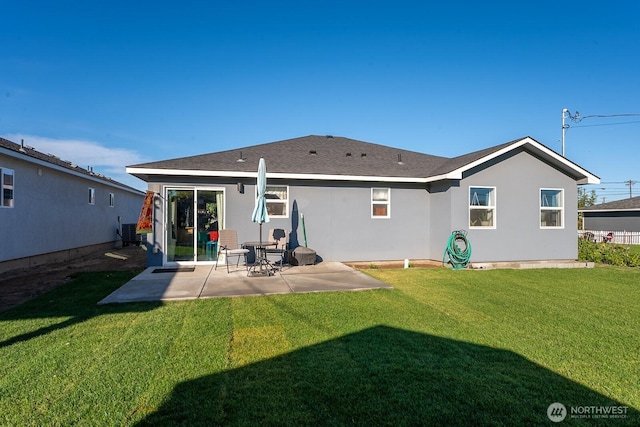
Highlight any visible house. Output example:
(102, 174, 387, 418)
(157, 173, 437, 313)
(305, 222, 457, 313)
(0, 137, 146, 273)
(579, 196, 640, 232)
(126, 135, 599, 267)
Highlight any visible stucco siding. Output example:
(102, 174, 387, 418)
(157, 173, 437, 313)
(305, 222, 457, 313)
(144, 149, 583, 266)
(1, 154, 144, 263)
(253, 182, 430, 262)
(147, 179, 430, 264)
(444, 150, 578, 262)
(427, 181, 454, 260)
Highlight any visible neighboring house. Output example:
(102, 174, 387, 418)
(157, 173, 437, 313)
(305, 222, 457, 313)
(579, 196, 640, 232)
(0, 137, 145, 273)
(126, 135, 599, 267)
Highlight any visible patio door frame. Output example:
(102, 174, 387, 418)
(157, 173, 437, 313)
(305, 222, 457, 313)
(163, 185, 226, 266)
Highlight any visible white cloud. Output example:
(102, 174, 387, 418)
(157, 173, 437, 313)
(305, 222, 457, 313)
(5, 134, 145, 168)
(3, 133, 148, 191)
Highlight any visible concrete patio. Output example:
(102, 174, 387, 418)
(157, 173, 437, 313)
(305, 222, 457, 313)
(98, 262, 393, 304)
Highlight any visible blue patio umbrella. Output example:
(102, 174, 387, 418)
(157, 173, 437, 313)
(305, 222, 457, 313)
(251, 157, 270, 248)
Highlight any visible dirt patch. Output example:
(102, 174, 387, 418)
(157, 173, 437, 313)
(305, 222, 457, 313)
(0, 245, 147, 313)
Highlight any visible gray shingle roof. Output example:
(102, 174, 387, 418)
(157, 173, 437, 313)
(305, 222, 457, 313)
(129, 135, 449, 178)
(127, 134, 598, 184)
(427, 140, 520, 177)
(129, 135, 537, 178)
(580, 196, 640, 211)
(0, 137, 142, 192)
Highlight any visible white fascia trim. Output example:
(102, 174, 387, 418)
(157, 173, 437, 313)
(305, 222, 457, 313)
(441, 137, 600, 185)
(424, 172, 465, 182)
(579, 208, 640, 213)
(3, 148, 145, 195)
(126, 167, 432, 183)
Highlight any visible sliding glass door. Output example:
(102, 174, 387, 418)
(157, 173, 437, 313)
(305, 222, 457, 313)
(166, 188, 223, 263)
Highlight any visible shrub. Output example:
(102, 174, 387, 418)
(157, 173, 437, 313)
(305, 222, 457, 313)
(578, 238, 640, 267)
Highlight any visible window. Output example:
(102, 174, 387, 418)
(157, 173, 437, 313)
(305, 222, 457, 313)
(372, 188, 390, 218)
(89, 187, 95, 205)
(540, 188, 563, 228)
(109, 192, 115, 207)
(469, 186, 495, 228)
(1, 168, 14, 208)
(265, 185, 288, 217)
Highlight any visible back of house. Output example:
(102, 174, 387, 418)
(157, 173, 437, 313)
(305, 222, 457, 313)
(126, 135, 598, 268)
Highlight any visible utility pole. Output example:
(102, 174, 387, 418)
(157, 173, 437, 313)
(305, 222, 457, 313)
(561, 108, 580, 157)
(562, 108, 568, 157)
(625, 180, 637, 198)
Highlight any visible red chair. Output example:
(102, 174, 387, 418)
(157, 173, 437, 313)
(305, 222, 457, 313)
(603, 232, 614, 243)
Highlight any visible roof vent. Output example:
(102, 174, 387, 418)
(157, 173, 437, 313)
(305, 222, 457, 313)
(326, 135, 333, 138)
(397, 154, 404, 165)
(346, 152, 352, 157)
(309, 150, 317, 156)
(361, 153, 367, 158)
(236, 151, 246, 162)
(19, 139, 26, 153)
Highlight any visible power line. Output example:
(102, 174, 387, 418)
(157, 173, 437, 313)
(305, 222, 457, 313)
(571, 120, 640, 128)
(579, 113, 640, 119)
(561, 108, 640, 156)
(587, 179, 640, 201)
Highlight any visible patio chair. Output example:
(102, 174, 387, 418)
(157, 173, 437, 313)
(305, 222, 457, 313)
(214, 229, 250, 273)
(197, 231, 209, 251)
(265, 228, 287, 270)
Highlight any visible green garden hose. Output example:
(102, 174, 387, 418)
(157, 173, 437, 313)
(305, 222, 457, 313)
(443, 230, 472, 270)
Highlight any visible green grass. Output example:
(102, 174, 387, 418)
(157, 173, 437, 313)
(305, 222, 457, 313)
(0, 267, 639, 425)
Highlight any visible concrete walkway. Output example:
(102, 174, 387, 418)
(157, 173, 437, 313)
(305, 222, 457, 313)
(98, 262, 393, 304)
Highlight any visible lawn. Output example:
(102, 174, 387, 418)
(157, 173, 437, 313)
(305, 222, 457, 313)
(0, 267, 638, 426)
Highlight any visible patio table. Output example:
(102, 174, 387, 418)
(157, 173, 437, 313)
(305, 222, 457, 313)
(243, 241, 277, 276)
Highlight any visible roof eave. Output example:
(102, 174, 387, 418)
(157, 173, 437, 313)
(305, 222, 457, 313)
(577, 177, 600, 185)
(438, 137, 600, 185)
(125, 167, 432, 183)
(3, 147, 145, 195)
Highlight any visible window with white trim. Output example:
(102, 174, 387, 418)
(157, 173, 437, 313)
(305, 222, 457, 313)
(540, 188, 563, 228)
(89, 187, 95, 205)
(1, 168, 14, 208)
(109, 192, 115, 207)
(265, 185, 288, 218)
(469, 186, 495, 228)
(372, 188, 390, 218)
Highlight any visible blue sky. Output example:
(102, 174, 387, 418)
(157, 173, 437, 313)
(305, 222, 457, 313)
(2, 1, 639, 201)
